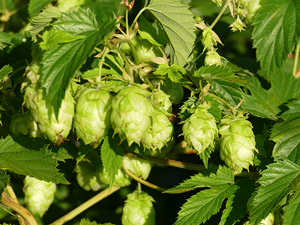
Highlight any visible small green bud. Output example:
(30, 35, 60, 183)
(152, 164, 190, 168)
(123, 156, 152, 180)
(204, 50, 222, 66)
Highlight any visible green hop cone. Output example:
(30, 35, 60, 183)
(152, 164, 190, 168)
(111, 85, 153, 146)
(182, 106, 218, 155)
(142, 110, 173, 151)
(204, 50, 221, 66)
(10, 111, 42, 138)
(74, 88, 113, 146)
(98, 166, 131, 187)
(75, 160, 106, 191)
(149, 89, 172, 113)
(135, 39, 162, 64)
(122, 156, 152, 180)
(219, 114, 257, 172)
(122, 190, 155, 225)
(23, 176, 56, 217)
(24, 84, 74, 144)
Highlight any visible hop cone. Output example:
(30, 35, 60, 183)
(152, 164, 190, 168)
(122, 156, 152, 180)
(122, 190, 155, 225)
(10, 111, 41, 138)
(23, 176, 56, 217)
(142, 110, 173, 151)
(204, 50, 221, 66)
(98, 166, 131, 187)
(24, 84, 74, 144)
(111, 85, 153, 146)
(74, 88, 113, 145)
(219, 115, 257, 172)
(149, 89, 172, 113)
(182, 106, 218, 155)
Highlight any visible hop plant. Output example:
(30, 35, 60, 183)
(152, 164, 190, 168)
(204, 50, 222, 66)
(149, 89, 172, 113)
(219, 114, 257, 173)
(74, 88, 113, 146)
(24, 84, 74, 145)
(122, 156, 152, 180)
(142, 110, 173, 151)
(122, 190, 155, 225)
(110, 85, 153, 146)
(182, 105, 218, 155)
(10, 111, 42, 138)
(160, 78, 184, 105)
(23, 176, 56, 217)
(98, 166, 131, 187)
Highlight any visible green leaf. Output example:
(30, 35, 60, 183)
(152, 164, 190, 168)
(40, 29, 84, 51)
(79, 218, 114, 225)
(193, 65, 237, 81)
(28, 0, 53, 18)
(153, 64, 186, 83)
(252, 0, 300, 78)
(280, 100, 300, 121)
(0, 136, 68, 184)
(220, 179, 255, 225)
(0, 170, 9, 193)
(175, 184, 237, 225)
(147, 0, 196, 66)
(89, 0, 122, 22)
(271, 117, 300, 159)
(40, 7, 111, 113)
(283, 190, 300, 225)
(165, 166, 234, 194)
(100, 131, 124, 187)
(0, 65, 12, 81)
(249, 159, 300, 225)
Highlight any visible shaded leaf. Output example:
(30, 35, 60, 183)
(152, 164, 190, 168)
(153, 64, 186, 83)
(280, 100, 300, 121)
(283, 190, 300, 225)
(0, 170, 9, 193)
(0, 65, 13, 81)
(28, 0, 53, 18)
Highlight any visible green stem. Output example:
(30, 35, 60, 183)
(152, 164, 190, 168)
(128, 40, 140, 65)
(209, 0, 230, 29)
(49, 186, 120, 225)
(293, 42, 300, 77)
(97, 47, 109, 84)
(207, 92, 236, 114)
(129, 7, 148, 32)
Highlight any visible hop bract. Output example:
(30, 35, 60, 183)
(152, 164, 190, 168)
(98, 166, 131, 187)
(24, 84, 74, 144)
(23, 176, 56, 217)
(182, 106, 218, 155)
(149, 89, 172, 113)
(10, 111, 42, 138)
(74, 88, 113, 145)
(110, 85, 153, 146)
(122, 190, 155, 225)
(142, 110, 173, 151)
(123, 156, 152, 180)
(219, 114, 257, 172)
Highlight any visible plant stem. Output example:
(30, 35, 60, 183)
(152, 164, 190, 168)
(207, 92, 236, 114)
(293, 42, 300, 77)
(97, 47, 109, 84)
(129, 7, 147, 32)
(49, 186, 120, 225)
(209, 0, 230, 29)
(123, 166, 166, 192)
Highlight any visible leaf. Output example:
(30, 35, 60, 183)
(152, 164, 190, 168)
(40, 7, 113, 114)
(252, 0, 300, 78)
(80, 218, 114, 225)
(283, 190, 300, 225)
(220, 179, 255, 225)
(271, 117, 300, 159)
(165, 166, 234, 194)
(280, 100, 300, 121)
(153, 64, 186, 83)
(28, 0, 53, 18)
(193, 65, 237, 81)
(147, 0, 196, 66)
(0, 136, 68, 184)
(0, 170, 9, 193)
(0, 65, 13, 81)
(175, 184, 237, 225)
(40, 29, 84, 51)
(89, 0, 122, 22)
(249, 159, 300, 225)
(101, 131, 124, 187)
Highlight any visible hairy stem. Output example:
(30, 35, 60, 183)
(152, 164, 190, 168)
(49, 186, 120, 225)
(209, 0, 230, 29)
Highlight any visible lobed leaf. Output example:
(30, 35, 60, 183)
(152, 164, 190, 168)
(249, 159, 300, 225)
(28, 0, 53, 18)
(280, 100, 300, 121)
(147, 0, 196, 66)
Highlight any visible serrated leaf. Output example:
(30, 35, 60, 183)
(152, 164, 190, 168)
(153, 64, 186, 83)
(0, 65, 12, 81)
(204, 95, 223, 121)
(165, 166, 234, 194)
(175, 184, 237, 225)
(90, 0, 122, 22)
(283, 190, 300, 225)
(0, 170, 9, 193)
(0, 136, 68, 184)
(40, 29, 84, 50)
(220, 179, 255, 225)
(28, 0, 53, 18)
(101, 131, 124, 187)
(252, 0, 300, 78)
(271, 117, 300, 159)
(194, 65, 237, 81)
(249, 159, 300, 225)
(280, 100, 300, 121)
(40, 8, 112, 114)
(147, 0, 196, 66)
